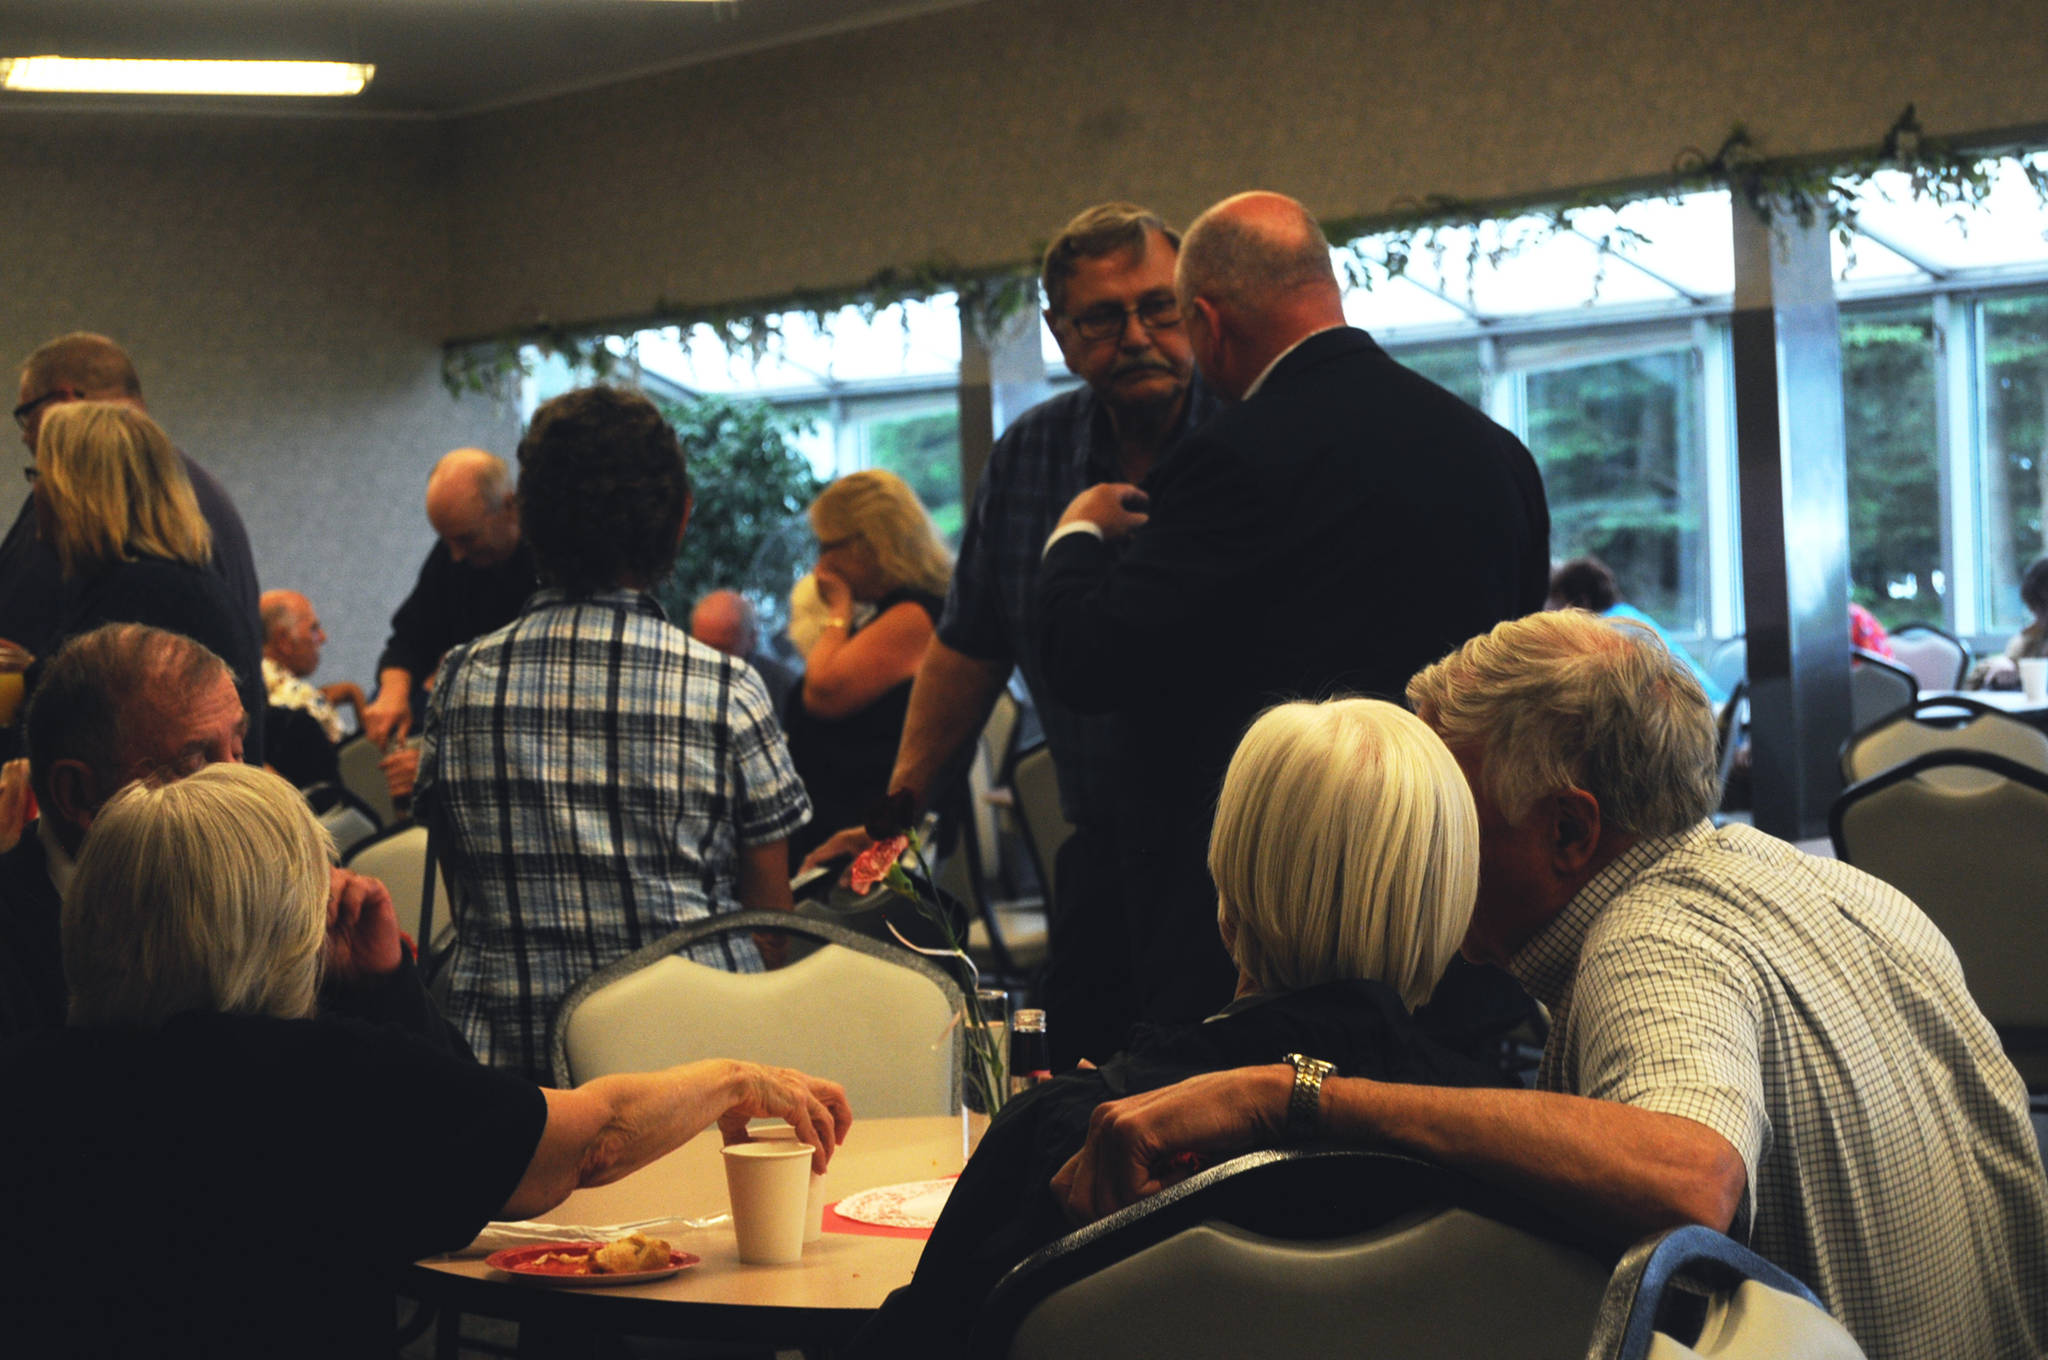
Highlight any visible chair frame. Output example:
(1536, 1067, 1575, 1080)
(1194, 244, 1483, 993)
(1835, 692, 2035, 782)
(1585, 1224, 1831, 1360)
(1890, 620, 1973, 689)
(969, 1147, 1611, 1357)
(1006, 738, 1072, 913)
(1829, 747, 2048, 860)
(546, 909, 966, 1096)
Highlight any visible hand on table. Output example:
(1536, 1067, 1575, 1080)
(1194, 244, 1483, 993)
(1050, 1065, 1290, 1224)
(800, 825, 875, 873)
(324, 866, 404, 982)
(718, 1063, 855, 1173)
(1054, 483, 1149, 541)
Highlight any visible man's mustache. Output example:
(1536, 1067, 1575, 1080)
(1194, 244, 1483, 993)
(1111, 357, 1178, 380)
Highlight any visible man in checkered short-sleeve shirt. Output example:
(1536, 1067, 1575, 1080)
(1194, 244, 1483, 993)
(417, 387, 810, 1081)
(1053, 610, 2047, 1360)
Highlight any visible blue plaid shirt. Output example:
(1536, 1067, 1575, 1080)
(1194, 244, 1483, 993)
(416, 588, 811, 1080)
(938, 376, 1219, 827)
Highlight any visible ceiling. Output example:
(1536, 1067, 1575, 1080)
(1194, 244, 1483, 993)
(0, 0, 985, 118)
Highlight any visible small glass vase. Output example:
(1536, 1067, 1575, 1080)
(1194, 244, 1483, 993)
(961, 986, 1009, 1157)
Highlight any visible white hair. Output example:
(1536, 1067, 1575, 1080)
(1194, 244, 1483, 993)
(1405, 609, 1720, 835)
(64, 763, 334, 1026)
(1208, 698, 1478, 1009)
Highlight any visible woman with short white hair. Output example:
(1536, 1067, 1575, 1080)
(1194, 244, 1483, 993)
(4, 762, 852, 1357)
(851, 697, 1507, 1357)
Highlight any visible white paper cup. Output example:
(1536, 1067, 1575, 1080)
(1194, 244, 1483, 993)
(2021, 657, 2047, 704)
(746, 1124, 827, 1242)
(722, 1141, 815, 1264)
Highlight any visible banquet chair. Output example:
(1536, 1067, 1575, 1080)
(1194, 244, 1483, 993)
(1840, 695, 2048, 791)
(335, 732, 402, 829)
(1889, 622, 1972, 691)
(1849, 648, 1918, 729)
(1831, 750, 2048, 1086)
(305, 782, 381, 859)
(970, 1148, 1613, 1360)
(1586, 1224, 1865, 1360)
(549, 910, 964, 1116)
(341, 822, 449, 957)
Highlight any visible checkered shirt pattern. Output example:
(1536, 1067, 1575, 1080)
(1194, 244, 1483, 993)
(416, 589, 811, 1081)
(1511, 819, 2048, 1360)
(937, 376, 1220, 827)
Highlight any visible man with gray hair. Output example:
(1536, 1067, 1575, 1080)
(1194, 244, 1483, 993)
(0, 623, 457, 1051)
(361, 447, 539, 749)
(1052, 610, 2048, 1360)
(1035, 190, 1549, 1028)
(806, 201, 1222, 1066)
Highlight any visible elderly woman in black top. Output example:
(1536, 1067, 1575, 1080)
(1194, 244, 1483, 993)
(1, 762, 850, 1357)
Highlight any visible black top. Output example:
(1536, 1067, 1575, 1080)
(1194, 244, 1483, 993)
(0, 830, 63, 1039)
(847, 978, 1512, 1358)
(0, 1012, 540, 1357)
(377, 540, 540, 717)
(57, 552, 269, 766)
(783, 589, 943, 861)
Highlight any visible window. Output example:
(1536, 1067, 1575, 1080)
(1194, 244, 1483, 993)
(1841, 302, 1941, 629)
(1980, 290, 2048, 632)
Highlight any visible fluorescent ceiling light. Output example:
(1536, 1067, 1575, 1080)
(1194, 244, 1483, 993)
(0, 56, 375, 97)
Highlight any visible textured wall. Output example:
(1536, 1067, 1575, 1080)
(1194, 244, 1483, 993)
(3, 112, 520, 691)
(447, 0, 2048, 336)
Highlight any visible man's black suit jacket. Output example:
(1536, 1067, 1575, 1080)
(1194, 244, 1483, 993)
(1036, 326, 1549, 1020)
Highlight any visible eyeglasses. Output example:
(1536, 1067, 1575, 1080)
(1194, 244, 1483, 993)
(11, 388, 69, 435)
(21, 466, 37, 485)
(1064, 294, 1182, 343)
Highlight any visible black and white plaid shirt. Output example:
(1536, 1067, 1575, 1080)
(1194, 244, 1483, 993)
(1512, 820, 2048, 1360)
(417, 589, 811, 1081)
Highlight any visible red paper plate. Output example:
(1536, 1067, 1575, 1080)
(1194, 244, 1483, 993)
(485, 1241, 699, 1286)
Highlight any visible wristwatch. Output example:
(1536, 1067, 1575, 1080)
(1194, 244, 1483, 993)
(1282, 1052, 1336, 1143)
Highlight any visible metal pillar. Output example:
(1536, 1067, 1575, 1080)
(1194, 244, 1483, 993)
(956, 304, 1051, 505)
(1730, 204, 1854, 839)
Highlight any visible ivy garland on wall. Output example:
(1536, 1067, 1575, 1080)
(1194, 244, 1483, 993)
(441, 106, 2047, 399)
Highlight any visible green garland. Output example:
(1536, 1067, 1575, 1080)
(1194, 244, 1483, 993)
(442, 106, 2046, 398)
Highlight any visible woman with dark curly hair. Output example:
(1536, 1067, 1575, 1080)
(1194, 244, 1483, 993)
(416, 386, 814, 1080)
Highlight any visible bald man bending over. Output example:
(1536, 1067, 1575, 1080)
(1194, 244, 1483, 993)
(361, 449, 540, 747)
(1034, 191, 1551, 1029)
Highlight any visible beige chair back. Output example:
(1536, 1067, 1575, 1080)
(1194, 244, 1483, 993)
(1010, 744, 1073, 905)
(552, 911, 963, 1115)
(1842, 708, 2048, 792)
(336, 733, 400, 829)
(342, 824, 450, 948)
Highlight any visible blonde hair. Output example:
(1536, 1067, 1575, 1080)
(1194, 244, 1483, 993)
(807, 469, 951, 599)
(64, 763, 334, 1027)
(35, 401, 211, 578)
(1406, 610, 1720, 835)
(787, 572, 830, 658)
(1207, 698, 1478, 1009)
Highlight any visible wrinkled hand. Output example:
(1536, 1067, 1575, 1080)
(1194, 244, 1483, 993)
(1054, 483, 1149, 541)
(0, 759, 30, 854)
(717, 1063, 854, 1173)
(362, 692, 411, 749)
(1050, 1066, 1288, 1224)
(799, 824, 874, 873)
(1981, 655, 2020, 690)
(379, 746, 420, 801)
(813, 566, 854, 615)
(324, 867, 404, 982)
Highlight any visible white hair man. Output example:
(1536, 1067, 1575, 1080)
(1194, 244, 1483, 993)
(1052, 610, 2048, 1360)
(360, 447, 538, 749)
(1033, 190, 1550, 1032)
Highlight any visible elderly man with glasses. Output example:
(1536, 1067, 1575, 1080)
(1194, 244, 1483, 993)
(804, 202, 1221, 1067)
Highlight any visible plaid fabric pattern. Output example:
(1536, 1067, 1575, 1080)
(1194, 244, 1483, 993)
(937, 376, 1219, 826)
(1512, 820, 2048, 1360)
(416, 589, 810, 1081)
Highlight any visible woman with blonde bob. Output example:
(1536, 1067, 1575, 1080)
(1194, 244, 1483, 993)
(785, 467, 952, 858)
(8, 763, 852, 1356)
(851, 697, 1509, 1358)
(32, 401, 265, 748)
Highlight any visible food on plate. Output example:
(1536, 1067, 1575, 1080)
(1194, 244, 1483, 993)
(527, 1232, 673, 1275)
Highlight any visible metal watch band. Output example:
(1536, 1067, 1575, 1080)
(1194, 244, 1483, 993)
(1283, 1052, 1336, 1143)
